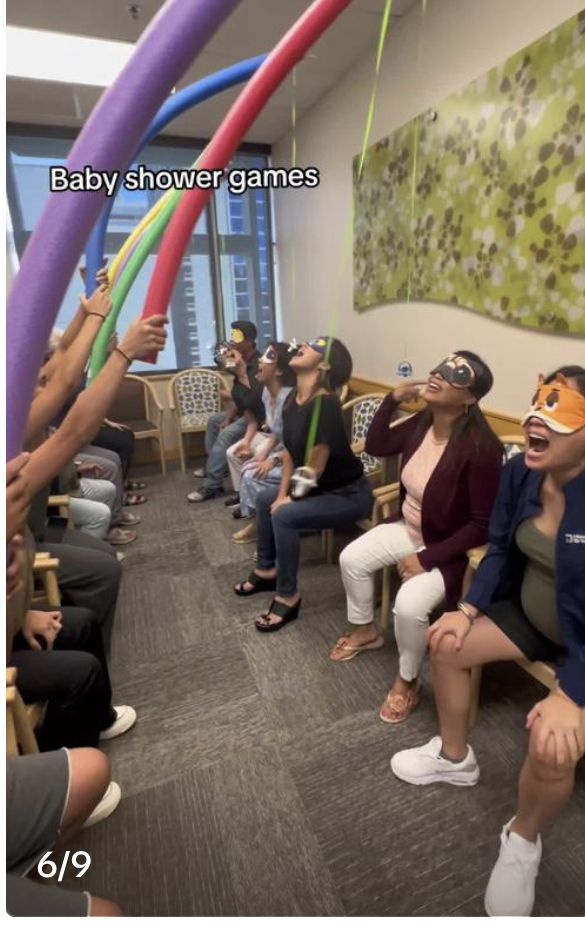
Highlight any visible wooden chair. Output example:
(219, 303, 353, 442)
(7, 554, 61, 755)
(6, 668, 41, 756)
(109, 374, 166, 475)
(168, 369, 230, 473)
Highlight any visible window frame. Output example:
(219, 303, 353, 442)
(6, 122, 276, 378)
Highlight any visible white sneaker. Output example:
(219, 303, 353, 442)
(484, 819, 542, 916)
(193, 467, 206, 478)
(99, 705, 137, 741)
(390, 735, 480, 786)
(82, 781, 121, 829)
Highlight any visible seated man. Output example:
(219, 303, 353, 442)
(188, 320, 262, 503)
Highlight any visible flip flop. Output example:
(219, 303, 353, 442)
(329, 634, 385, 662)
(112, 511, 141, 527)
(123, 493, 147, 506)
(379, 683, 421, 724)
(106, 527, 138, 546)
(125, 480, 146, 490)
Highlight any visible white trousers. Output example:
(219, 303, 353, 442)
(226, 433, 273, 492)
(339, 521, 446, 681)
(69, 478, 116, 539)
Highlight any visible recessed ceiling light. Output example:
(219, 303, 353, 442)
(6, 26, 135, 87)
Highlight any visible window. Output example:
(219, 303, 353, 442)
(6, 132, 277, 372)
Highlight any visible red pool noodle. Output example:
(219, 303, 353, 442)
(141, 0, 353, 361)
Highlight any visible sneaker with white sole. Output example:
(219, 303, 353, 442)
(484, 819, 542, 916)
(193, 467, 206, 478)
(82, 782, 121, 829)
(390, 735, 480, 786)
(99, 705, 137, 741)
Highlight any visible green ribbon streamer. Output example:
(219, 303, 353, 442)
(303, 0, 393, 466)
(406, 0, 428, 302)
(89, 187, 183, 378)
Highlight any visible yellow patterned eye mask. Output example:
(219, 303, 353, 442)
(522, 381, 585, 434)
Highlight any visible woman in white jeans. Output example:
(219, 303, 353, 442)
(330, 351, 503, 724)
(226, 342, 295, 544)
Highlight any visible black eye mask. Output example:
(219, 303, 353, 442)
(430, 354, 477, 390)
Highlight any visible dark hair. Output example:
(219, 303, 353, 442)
(453, 349, 494, 399)
(322, 338, 353, 391)
(270, 341, 297, 387)
(415, 348, 499, 451)
(544, 365, 585, 397)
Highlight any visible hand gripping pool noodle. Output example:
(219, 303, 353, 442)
(85, 55, 267, 294)
(6, 0, 241, 459)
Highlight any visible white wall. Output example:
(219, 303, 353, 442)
(272, 0, 584, 415)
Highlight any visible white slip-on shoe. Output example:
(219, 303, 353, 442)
(484, 819, 542, 916)
(99, 706, 137, 741)
(193, 467, 206, 478)
(390, 735, 480, 786)
(82, 782, 121, 829)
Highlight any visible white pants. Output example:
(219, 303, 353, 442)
(339, 521, 446, 681)
(226, 434, 273, 492)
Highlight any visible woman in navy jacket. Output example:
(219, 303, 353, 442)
(391, 366, 585, 917)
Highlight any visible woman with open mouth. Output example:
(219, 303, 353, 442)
(330, 350, 502, 726)
(233, 337, 373, 632)
(390, 365, 585, 917)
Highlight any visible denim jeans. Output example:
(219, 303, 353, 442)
(203, 413, 247, 491)
(256, 475, 374, 596)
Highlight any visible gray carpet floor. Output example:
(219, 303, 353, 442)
(62, 465, 585, 916)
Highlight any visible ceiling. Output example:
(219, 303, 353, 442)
(6, 0, 419, 145)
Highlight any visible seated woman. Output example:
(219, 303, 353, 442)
(227, 341, 296, 545)
(330, 351, 503, 725)
(390, 366, 585, 917)
(234, 337, 373, 631)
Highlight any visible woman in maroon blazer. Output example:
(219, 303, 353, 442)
(330, 350, 503, 724)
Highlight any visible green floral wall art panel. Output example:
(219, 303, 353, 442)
(353, 12, 585, 335)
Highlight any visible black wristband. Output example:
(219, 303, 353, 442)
(114, 347, 132, 367)
(86, 312, 105, 323)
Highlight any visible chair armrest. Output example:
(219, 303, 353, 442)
(33, 554, 61, 573)
(371, 481, 401, 526)
(48, 495, 69, 508)
(6, 667, 17, 688)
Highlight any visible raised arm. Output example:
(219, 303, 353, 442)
(25, 285, 113, 445)
(365, 382, 425, 458)
(25, 315, 168, 496)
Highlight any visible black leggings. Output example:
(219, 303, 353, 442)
(11, 606, 116, 750)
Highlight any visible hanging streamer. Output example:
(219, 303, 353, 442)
(405, 0, 428, 303)
(303, 0, 394, 465)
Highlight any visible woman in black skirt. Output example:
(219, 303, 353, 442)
(391, 365, 585, 916)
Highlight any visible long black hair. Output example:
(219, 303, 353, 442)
(415, 349, 500, 451)
(270, 341, 297, 387)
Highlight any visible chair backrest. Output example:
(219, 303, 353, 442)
(171, 369, 225, 429)
(108, 375, 148, 422)
(343, 393, 386, 475)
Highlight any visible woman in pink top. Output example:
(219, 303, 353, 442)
(329, 351, 503, 724)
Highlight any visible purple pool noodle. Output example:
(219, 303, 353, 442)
(6, 0, 240, 459)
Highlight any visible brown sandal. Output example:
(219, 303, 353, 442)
(329, 634, 384, 662)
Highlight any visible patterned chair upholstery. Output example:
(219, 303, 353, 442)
(342, 393, 387, 478)
(168, 369, 230, 472)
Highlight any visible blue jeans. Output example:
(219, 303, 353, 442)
(204, 413, 247, 491)
(256, 476, 374, 597)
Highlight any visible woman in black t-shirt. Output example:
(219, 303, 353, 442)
(234, 336, 373, 631)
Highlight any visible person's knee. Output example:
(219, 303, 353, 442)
(102, 480, 116, 508)
(393, 585, 430, 628)
(89, 895, 123, 916)
(430, 634, 463, 667)
(527, 716, 580, 777)
(67, 747, 111, 820)
(339, 538, 369, 579)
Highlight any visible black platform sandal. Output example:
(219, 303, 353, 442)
(234, 571, 277, 597)
(254, 598, 302, 632)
